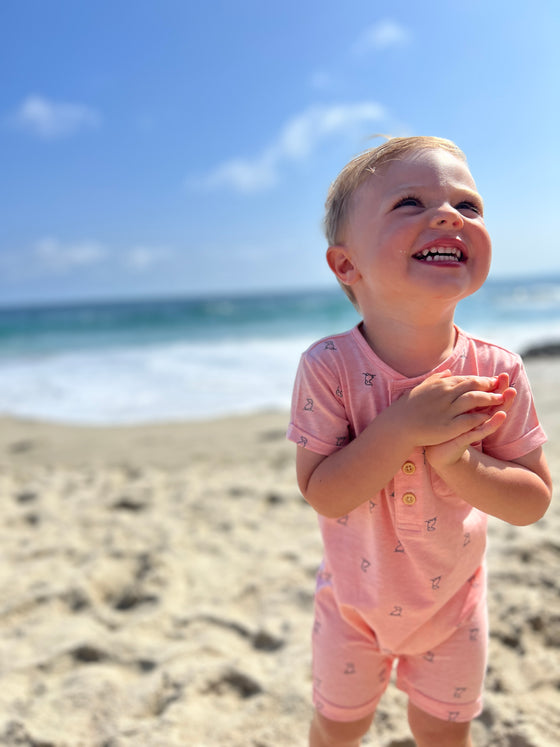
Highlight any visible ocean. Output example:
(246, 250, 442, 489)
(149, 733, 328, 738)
(1, 277, 560, 425)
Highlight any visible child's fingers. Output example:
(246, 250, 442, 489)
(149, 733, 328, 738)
(450, 374, 500, 393)
(502, 387, 516, 411)
(463, 410, 508, 443)
(471, 386, 516, 421)
(423, 372, 499, 393)
(484, 387, 516, 417)
(444, 400, 510, 443)
(451, 389, 506, 415)
(425, 410, 508, 469)
(491, 372, 510, 393)
(437, 411, 507, 458)
(427, 372, 513, 397)
(438, 409, 497, 442)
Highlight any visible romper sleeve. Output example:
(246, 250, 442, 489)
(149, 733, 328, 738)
(482, 354, 547, 462)
(286, 343, 351, 456)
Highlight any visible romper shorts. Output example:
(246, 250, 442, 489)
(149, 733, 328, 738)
(311, 582, 488, 724)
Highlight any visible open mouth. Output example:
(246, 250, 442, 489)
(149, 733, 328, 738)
(413, 247, 465, 263)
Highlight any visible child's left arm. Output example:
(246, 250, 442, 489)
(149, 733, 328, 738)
(426, 378, 552, 525)
(430, 444, 551, 526)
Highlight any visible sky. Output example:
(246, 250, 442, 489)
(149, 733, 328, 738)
(1, 0, 560, 305)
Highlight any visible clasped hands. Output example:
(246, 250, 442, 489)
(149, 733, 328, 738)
(397, 371, 516, 470)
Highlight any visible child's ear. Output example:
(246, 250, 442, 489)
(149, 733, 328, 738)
(326, 245, 360, 285)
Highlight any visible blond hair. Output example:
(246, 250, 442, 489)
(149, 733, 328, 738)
(324, 136, 468, 307)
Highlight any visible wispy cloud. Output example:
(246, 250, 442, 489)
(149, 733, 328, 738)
(124, 246, 173, 272)
(11, 95, 101, 139)
(30, 239, 174, 276)
(353, 20, 411, 54)
(192, 101, 386, 193)
(34, 238, 107, 271)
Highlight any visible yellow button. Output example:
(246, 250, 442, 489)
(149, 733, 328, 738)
(402, 461, 416, 475)
(402, 492, 416, 506)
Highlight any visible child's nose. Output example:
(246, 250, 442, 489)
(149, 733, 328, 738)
(430, 205, 464, 229)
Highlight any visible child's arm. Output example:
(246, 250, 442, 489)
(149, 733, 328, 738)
(297, 371, 509, 519)
(425, 415, 552, 526)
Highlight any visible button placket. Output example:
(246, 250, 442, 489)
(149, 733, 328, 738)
(394, 451, 422, 531)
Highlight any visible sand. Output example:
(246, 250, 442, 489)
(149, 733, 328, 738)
(0, 358, 559, 746)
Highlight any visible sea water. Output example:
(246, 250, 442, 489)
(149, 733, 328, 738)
(1, 277, 559, 424)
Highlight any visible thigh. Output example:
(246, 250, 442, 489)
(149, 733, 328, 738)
(312, 586, 393, 723)
(396, 591, 488, 723)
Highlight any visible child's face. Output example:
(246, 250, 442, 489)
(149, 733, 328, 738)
(330, 148, 492, 315)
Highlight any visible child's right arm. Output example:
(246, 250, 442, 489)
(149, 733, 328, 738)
(297, 371, 510, 518)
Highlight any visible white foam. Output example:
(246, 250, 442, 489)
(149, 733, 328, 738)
(0, 335, 312, 424)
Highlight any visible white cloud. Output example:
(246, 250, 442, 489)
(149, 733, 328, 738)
(124, 246, 173, 272)
(12, 95, 101, 139)
(193, 101, 386, 193)
(199, 155, 277, 193)
(353, 20, 410, 54)
(34, 238, 107, 271)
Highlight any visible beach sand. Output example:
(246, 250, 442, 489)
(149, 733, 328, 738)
(0, 358, 559, 746)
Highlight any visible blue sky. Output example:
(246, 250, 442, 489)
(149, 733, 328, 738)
(1, 0, 559, 305)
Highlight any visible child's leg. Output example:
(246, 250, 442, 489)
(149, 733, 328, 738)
(408, 702, 472, 747)
(311, 586, 392, 722)
(309, 710, 375, 747)
(397, 588, 488, 741)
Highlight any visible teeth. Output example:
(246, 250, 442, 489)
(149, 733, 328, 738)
(417, 246, 463, 261)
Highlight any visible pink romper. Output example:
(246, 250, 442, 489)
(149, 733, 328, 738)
(287, 324, 546, 723)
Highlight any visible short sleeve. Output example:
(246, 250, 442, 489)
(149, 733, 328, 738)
(482, 355, 547, 461)
(286, 346, 351, 456)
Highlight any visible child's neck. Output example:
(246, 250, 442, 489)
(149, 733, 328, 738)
(359, 310, 458, 378)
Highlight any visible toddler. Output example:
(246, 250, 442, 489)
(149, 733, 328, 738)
(287, 136, 552, 747)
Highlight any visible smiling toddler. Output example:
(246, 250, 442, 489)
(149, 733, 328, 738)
(287, 136, 552, 747)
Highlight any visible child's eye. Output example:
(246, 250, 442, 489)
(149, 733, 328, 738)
(393, 195, 423, 209)
(456, 201, 483, 216)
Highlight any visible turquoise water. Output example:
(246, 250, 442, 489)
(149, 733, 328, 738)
(1, 277, 559, 423)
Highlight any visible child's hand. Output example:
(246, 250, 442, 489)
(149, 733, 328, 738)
(425, 373, 517, 470)
(394, 370, 512, 450)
